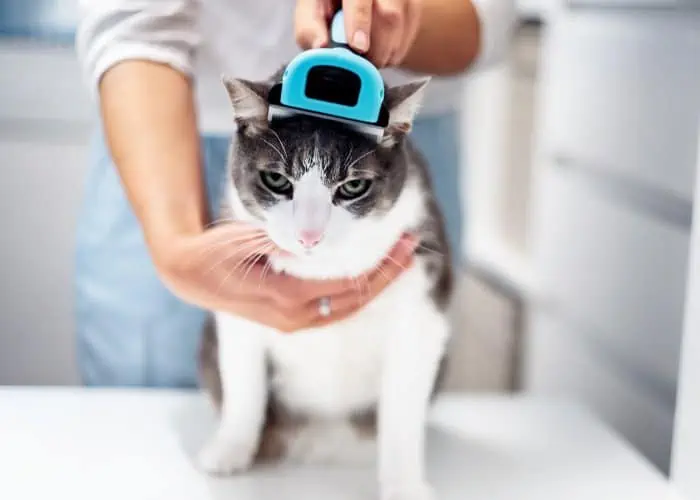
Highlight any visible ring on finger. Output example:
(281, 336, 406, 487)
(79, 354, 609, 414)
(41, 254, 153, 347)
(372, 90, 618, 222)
(318, 296, 331, 317)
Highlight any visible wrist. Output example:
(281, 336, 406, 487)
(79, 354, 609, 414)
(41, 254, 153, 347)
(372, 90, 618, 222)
(140, 202, 206, 268)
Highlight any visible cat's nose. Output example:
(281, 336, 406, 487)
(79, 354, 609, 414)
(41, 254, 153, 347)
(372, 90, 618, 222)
(298, 230, 324, 249)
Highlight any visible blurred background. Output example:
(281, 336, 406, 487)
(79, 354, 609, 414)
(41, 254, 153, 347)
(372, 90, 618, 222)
(0, 0, 699, 482)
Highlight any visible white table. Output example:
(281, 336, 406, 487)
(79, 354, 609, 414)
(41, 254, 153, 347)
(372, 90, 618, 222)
(0, 389, 683, 500)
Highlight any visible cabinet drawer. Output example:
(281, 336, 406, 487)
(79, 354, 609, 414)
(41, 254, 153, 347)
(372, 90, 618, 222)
(523, 308, 675, 472)
(530, 160, 690, 390)
(537, 11, 700, 201)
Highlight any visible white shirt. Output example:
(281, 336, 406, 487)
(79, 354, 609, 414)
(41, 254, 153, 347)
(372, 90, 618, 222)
(75, 0, 516, 134)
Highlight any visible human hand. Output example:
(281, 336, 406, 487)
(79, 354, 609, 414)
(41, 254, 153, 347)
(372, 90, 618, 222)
(295, 0, 422, 68)
(152, 223, 417, 333)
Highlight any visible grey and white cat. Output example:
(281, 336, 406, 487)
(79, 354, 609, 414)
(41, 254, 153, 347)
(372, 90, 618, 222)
(197, 67, 454, 500)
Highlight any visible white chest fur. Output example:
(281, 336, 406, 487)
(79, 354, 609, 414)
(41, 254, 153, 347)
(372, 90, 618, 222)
(216, 260, 431, 420)
(267, 261, 430, 416)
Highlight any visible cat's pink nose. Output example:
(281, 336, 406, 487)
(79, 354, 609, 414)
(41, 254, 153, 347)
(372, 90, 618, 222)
(298, 230, 324, 249)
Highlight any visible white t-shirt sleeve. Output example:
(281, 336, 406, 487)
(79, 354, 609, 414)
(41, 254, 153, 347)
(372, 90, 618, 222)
(75, 0, 201, 95)
(469, 0, 518, 71)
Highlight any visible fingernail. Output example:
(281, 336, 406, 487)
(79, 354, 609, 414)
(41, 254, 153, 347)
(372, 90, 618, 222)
(352, 30, 369, 52)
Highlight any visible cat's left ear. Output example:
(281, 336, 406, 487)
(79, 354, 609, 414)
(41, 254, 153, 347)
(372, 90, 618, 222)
(380, 79, 430, 148)
(222, 76, 271, 136)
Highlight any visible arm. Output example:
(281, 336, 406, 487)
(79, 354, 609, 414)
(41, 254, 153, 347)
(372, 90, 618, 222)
(98, 62, 206, 260)
(400, 0, 517, 75)
(76, 0, 205, 265)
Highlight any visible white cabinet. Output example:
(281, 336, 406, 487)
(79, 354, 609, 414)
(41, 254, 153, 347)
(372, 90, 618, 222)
(531, 160, 690, 389)
(524, 309, 676, 469)
(525, 7, 700, 474)
(536, 11, 700, 202)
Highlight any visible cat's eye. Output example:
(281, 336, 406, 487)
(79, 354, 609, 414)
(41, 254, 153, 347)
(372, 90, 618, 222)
(337, 179, 372, 200)
(259, 171, 292, 195)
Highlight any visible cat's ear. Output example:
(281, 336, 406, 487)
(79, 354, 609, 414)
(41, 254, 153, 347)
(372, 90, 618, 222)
(222, 76, 271, 136)
(380, 79, 430, 148)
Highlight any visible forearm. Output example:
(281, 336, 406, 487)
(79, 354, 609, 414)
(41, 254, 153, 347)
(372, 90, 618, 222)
(400, 0, 481, 74)
(98, 61, 206, 257)
(401, 0, 516, 75)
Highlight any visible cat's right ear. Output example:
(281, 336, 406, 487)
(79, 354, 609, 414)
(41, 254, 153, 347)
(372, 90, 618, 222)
(222, 76, 270, 136)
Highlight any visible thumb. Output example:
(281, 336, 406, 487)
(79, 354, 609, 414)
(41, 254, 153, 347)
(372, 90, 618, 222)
(295, 0, 332, 49)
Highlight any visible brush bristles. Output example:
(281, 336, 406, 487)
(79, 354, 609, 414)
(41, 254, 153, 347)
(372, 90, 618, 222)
(267, 105, 384, 143)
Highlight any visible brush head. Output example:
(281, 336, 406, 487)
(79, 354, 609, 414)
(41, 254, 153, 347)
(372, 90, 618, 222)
(267, 10, 388, 142)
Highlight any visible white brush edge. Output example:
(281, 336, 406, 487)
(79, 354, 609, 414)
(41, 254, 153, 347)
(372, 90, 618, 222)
(267, 104, 385, 143)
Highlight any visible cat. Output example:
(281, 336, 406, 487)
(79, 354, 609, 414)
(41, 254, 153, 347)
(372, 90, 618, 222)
(196, 67, 454, 500)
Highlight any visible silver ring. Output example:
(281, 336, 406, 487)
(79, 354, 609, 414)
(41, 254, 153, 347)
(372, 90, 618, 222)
(318, 297, 331, 317)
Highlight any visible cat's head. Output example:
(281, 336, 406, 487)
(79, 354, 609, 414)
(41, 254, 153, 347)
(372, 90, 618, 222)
(222, 72, 428, 258)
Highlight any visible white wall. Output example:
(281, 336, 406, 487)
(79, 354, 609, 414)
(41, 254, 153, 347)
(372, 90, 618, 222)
(0, 42, 92, 385)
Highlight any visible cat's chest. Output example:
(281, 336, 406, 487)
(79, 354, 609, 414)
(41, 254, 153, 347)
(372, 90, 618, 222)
(266, 300, 390, 417)
(265, 264, 426, 417)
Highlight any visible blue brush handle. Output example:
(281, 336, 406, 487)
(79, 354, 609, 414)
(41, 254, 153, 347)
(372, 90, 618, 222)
(330, 10, 348, 46)
(279, 9, 384, 124)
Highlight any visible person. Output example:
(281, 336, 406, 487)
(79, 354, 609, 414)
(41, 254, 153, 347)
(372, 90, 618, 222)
(74, 0, 516, 387)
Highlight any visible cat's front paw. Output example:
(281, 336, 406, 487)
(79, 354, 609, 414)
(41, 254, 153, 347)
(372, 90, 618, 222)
(381, 481, 436, 500)
(196, 436, 257, 476)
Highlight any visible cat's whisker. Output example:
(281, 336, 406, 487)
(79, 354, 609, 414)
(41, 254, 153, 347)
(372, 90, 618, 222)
(240, 242, 274, 287)
(261, 136, 286, 163)
(204, 217, 236, 229)
(215, 240, 271, 295)
(202, 244, 256, 279)
(260, 254, 274, 287)
(343, 145, 354, 169)
(197, 233, 267, 261)
(345, 168, 378, 177)
(268, 129, 288, 161)
(397, 238, 445, 257)
(240, 251, 269, 289)
(203, 236, 271, 278)
(199, 234, 268, 272)
(224, 240, 271, 278)
(345, 147, 377, 172)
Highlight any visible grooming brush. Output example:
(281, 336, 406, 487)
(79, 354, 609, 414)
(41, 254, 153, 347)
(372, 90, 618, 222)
(267, 9, 389, 142)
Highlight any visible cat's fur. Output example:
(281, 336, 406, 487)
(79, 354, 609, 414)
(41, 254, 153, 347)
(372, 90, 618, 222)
(197, 67, 454, 500)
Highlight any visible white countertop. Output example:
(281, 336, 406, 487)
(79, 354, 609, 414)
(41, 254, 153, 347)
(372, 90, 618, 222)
(0, 388, 682, 500)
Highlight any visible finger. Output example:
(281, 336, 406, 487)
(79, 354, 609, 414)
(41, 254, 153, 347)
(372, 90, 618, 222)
(370, 0, 404, 67)
(296, 0, 331, 49)
(387, 232, 419, 264)
(343, 0, 372, 52)
(391, 0, 420, 65)
(364, 236, 417, 291)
